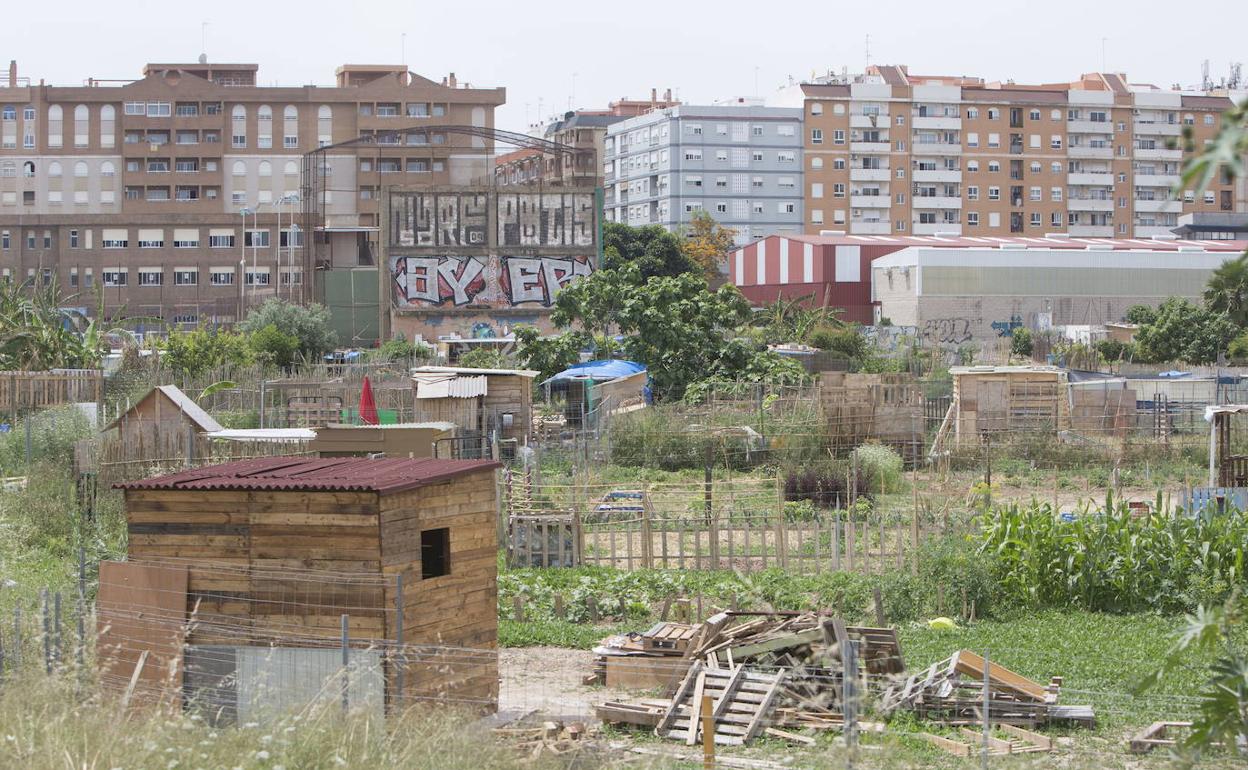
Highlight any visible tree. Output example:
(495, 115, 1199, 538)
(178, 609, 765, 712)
(1204, 253, 1248, 327)
(247, 324, 300, 368)
(161, 327, 254, 377)
(601, 222, 699, 279)
(457, 347, 511, 369)
(0, 279, 112, 370)
(238, 299, 337, 360)
(1010, 327, 1033, 358)
(1133, 298, 1237, 364)
(1125, 304, 1158, 325)
(514, 325, 589, 382)
(808, 325, 867, 362)
(680, 211, 737, 275)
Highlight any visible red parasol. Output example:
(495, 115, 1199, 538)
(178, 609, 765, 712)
(358, 375, 379, 425)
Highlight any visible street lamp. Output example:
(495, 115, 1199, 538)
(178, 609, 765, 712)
(238, 206, 253, 320)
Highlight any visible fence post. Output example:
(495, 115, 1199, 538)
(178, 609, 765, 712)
(24, 412, 32, 467)
(53, 592, 62, 667)
(394, 573, 404, 710)
(12, 605, 20, 669)
(41, 589, 51, 674)
(640, 489, 654, 569)
(981, 651, 991, 770)
(77, 547, 86, 687)
(340, 614, 350, 714)
(775, 475, 787, 569)
(911, 467, 920, 576)
(704, 448, 717, 570)
(701, 693, 715, 769)
(844, 638, 858, 770)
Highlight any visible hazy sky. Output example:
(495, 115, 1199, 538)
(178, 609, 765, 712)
(7, 0, 1246, 134)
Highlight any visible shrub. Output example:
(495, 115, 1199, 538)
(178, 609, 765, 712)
(246, 323, 299, 368)
(0, 405, 94, 473)
(1094, 338, 1134, 363)
(850, 444, 904, 493)
(457, 347, 511, 370)
(1009, 327, 1033, 358)
(238, 299, 337, 359)
(809, 324, 866, 361)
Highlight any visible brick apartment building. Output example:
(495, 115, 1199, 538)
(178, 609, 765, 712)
(0, 59, 504, 332)
(494, 89, 678, 189)
(778, 65, 1246, 238)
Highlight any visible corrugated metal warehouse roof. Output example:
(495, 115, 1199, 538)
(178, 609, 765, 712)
(116, 456, 501, 494)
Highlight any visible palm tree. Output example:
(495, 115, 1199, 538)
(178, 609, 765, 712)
(1204, 253, 1248, 327)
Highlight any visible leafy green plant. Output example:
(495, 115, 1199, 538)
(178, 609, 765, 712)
(237, 298, 337, 359)
(456, 347, 512, 369)
(850, 444, 903, 494)
(1009, 327, 1033, 358)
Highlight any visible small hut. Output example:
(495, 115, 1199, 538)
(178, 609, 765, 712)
(540, 360, 648, 426)
(102, 385, 223, 462)
(102, 456, 502, 720)
(411, 365, 537, 453)
(310, 422, 458, 458)
(944, 366, 1070, 448)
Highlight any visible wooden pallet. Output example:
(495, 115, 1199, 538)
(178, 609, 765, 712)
(920, 724, 1053, 757)
(654, 663, 788, 746)
(1128, 721, 1194, 754)
(642, 622, 699, 654)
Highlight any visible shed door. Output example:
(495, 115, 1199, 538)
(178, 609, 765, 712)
(978, 380, 1008, 433)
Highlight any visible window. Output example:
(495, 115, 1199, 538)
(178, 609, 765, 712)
(896, 115, 905, 126)
(1051, 212, 1062, 227)
(138, 229, 164, 248)
(833, 158, 845, 170)
(102, 229, 128, 248)
(967, 186, 979, 201)
(777, 124, 795, 137)
(684, 149, 702, 161)
(1029, 186, 1041, 201)
(1029, 109, 1041, 121)
(811, 157, 823, 170)
(833, 183, 845, 198)
(687, 123, 702, 135)
(777, 151, 796, 163)
(987, 133, 1000, 148)
(42, 231, 51, 249)
(209, 229, 235, 248)
(244, 230, 270, 248)
(47, 105, 62, 148)
(102, 269, 127, 287)
(210, 268, 235, 285)
(1052, 162, 1062, 174)
(811, 182, 824, 198)
(686, 175, 702, 188)
(1051, 186, 1063, 202)
(833, 129, 845, 144)
(1, 231, 7, 250)
(811, 103, 823, 116)
(715, 149, 728, 162)
(751, 151, 764, 162)
(714, 176, 728, 188)
(778, 176, 795, 189)
(966, 107, 979, 119)
(752, 125, 763, 137)
(25, 232, 34, 249)
(966, 132, 979, 148)
(420, 527, 451, 579)
(245, 269, 270, 286)
(778, 202, 796, 214)
(69, 230, 79, 248)
(173, 228, 199, 248)
(1050, 135, 1062, 149)
(172, 313, 198, 325)
(988, 186, 1000, 200)
(987, 108, 1000, 120)
(987, 161, 1000, 172)
(967, 212, 979, 226)
(811, 128, 823, 144)
(895, 193, 906, 204)
(231, 104, 246, 148)
(138, 268, 162, 286)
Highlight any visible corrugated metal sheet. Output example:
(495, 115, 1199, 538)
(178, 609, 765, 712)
(413, 374, 488, 399)
(116, 456, 501, 494)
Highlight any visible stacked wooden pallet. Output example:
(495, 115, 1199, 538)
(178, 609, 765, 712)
(879, 650, 1094, 728)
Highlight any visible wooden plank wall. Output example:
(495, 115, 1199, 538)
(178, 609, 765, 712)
(481, 374, 531, 445)
(380, 469, 499, 708)
(96, 561, 189, 708)
(0, 369, 102, 413)
(126, 489, 385, 645)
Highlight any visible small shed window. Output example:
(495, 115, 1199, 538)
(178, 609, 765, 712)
(421, 528, 450, 579)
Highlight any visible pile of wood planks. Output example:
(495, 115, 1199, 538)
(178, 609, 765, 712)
(879, 650, 1094, 728)
(493, 720, 589, 760)
(595, 611, 904, 746)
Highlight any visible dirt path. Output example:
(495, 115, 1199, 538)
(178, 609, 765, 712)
(499, 646, 635, 720)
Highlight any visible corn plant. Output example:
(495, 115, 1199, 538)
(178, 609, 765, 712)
(979, 496, 1247, 613)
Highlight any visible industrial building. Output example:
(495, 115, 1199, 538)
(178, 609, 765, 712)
(730, 232, 1248, 341)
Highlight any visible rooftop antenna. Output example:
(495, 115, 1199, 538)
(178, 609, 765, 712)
(401, 33, 407, 66)
(1230, 62, 1243, 90)
(1201, 59, 1212, 90)
(199, 21, 208, 62)
(865, 34, 871, 67)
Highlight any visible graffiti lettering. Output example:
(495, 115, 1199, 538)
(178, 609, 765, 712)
(990, 314, 1024, 338)
(921, 317, 974, 345)
(392, 255, 592, 309)
(393, 192, 488, 248)
(861, 325, 920, 352)
(497, 193, 595, 247)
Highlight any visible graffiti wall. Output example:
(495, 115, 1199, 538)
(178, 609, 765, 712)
(386, 188, 598, 314)
(391, 255, 593, 308)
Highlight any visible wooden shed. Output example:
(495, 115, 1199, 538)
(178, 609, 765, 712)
(945, 366, 1070, 448)
(110, 456, 502, 719)
(104, 384, 223, 452)
(411, 366, 536, 452)
(309, 422, 458, 458)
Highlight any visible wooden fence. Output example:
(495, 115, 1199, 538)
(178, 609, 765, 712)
(504, 475, 929, 575)
(0, 369, 102, 416)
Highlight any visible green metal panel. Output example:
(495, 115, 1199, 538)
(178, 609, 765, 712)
(323, 268, 380, 347)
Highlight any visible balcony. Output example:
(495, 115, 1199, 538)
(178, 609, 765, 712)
(1067, 172, 1114, 185)
(850, 114, 886, 128)
(849, 220, 891, 234)
(1134, 225, 1178, 237)
(1068, 225, 1114, 237)
(850, 167, 890, 182)
(850, 141, 891, 153)
(1134, 121, 1182, 137)
(912, 116, 961, 130)
(1066, 119, 1112, 134)
(913, 142, 961, 155)
(1133, 173, 1180, 188)
(912, 196, 962, 209)
(1068, 145, 1114, 159)
(1134, 147, 1183, 161)
(1134, 198, 1182, 213)
(912, 169, 961, 183)
(1067, 198, 1114, 212)
(851, 194, 890, 208)
(912, 222, 962, 235)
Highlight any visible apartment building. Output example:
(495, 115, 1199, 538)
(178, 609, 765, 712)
(603, 103, 804, 244)
(0, 59, 504, 330)
(785, 65, 1245, 238)
(495, 89, 678, 188)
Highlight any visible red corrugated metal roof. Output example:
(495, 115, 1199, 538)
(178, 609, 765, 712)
(116, 456, 501, 495)
(744, 233, 1248, 252)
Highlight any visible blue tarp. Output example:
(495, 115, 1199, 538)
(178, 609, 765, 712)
(543, 359, 646, 384)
